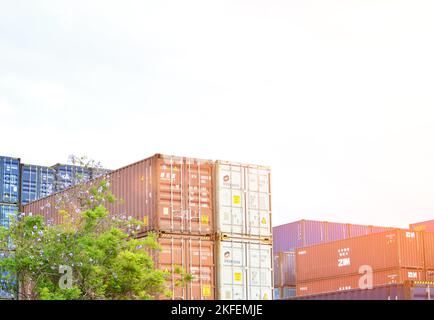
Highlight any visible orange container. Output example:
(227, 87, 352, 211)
(296, 229, 425, 283)
(297, 268, 426, 296)
(22, 154, 215, 235)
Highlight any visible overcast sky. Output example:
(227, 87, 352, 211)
(1, 1, 434, 228)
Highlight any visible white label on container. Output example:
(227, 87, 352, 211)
(163, 207, 169, 215)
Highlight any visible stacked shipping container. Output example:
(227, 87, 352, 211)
(295, 229, 434, 296)
(21, 154, 273, 300)
(288, 282, 434, 300)
(214, 161, 273, 300)
(272, 219, 394, 298)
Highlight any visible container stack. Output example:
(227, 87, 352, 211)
(213, 161, 273, 300)
(272, 219, 394, 299)
(22, 153, 274, 300)
(295, 229, 434, 297)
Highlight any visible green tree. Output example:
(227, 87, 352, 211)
(0, 157, 189, 300)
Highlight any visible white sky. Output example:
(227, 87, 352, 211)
(1, 0, 434, 229)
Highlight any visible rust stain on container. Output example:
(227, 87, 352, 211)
(296, 229, 425, 283)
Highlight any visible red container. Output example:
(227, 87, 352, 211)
(410, 219, 434, 232)
(22, 154, 214, 235)
(153, 233, 215, 300)
(296, 268, 426, 296)
(296, 229, 425, 283)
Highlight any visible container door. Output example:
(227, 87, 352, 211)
(217, 240, 246, 300)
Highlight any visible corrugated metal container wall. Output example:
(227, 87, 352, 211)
(423, 232, 434, 269)
(22, 154, 215, 235)
(273, 252, 295, 287)
(0, 204, 18, 228)
(290, 283, 434, 300)
(273, 222, 303, 253)
(273, 220, 395, 254)
(214, 161, 271, 238)
(216, 238, 272, 300)
(152, 234, 215, 300)
(20, 165, 55, 205)
(326, 222, 348, 242)
(296, 229, 425, 283)
(52, 164, 92, 192)
(296, 268, 426, 296)
(304, 220, 326, 247)
(0, 156, 20, 204)
(410, 220, 434, 232)
(348, 224, 370, 237)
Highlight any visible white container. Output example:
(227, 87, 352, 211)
(215, 161, 272, 238)
(216, 237, 273, 300)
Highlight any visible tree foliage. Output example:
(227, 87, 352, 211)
(0, 156, 189, 300)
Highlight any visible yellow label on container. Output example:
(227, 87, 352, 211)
(201, 215, 209, 224)
(261, 217, 267, 225)
(233, 195, 241, 205)
(263, 293, 268, 300)
(143, 216, 149, 226)
(202, 285, 211, 297)
(234, 272, 242, 282)
(140, 175, 145, 182)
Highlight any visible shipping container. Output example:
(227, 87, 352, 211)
(290, 282, 434, 300)
(410, 219, 434, 232)
(326, 222, 349, 242)
(216, 237, 272, 300)
(52, 164, 93, 192)
(273, 219, 394, 253)
(423, 231, 434, 270)
(0, 204, 18, 229)
(296, 229, 425, 283)
(296, 268, 426, 296)
(214, 161, 271, 239)
(274, 251, 296, 287)
(274, 286, 296, 299)
(0, 156, 20, 204)
(23, 154, 215, 235)
(150, 233, 215, 300)
(20, 165, 55, 205)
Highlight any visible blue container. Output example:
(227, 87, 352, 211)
(52, 164, 92, 192)
(0, 157, 20, 204)
(20, 165, 55, 205)
(0, 204, 18, 229)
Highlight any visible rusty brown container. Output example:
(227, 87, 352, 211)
(296, 229, 425, 283)
(423, 232, 434, 270)
(296, 268, 426, 296)
(151, 233, 215, 300)
(22, 154, 215, 235)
